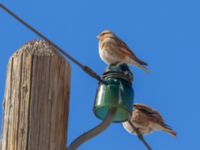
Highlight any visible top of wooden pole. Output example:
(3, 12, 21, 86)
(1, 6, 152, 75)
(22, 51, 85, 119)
(12, 40, 63, 57)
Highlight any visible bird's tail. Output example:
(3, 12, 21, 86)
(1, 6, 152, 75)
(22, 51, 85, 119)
(130, 60, 150, 73)
(140, 66, 150, 74)
(162, 127, 177, 137)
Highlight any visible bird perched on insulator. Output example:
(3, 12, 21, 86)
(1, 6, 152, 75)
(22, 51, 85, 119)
(97, 30, 149, 73)
(122, 104, 177, 137)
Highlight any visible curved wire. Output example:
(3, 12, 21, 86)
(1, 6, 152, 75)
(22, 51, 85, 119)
(0, 3, 102, 82)
(68, 108, 116, 150)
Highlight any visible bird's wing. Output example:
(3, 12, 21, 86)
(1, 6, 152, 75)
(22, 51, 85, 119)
(134, 104, 169, 127)
(113, 37, 148, 66)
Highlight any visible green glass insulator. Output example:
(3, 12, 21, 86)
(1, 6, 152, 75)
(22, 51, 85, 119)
(93, 64, 134, 123)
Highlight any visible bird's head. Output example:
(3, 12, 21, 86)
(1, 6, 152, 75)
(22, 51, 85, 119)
(133, 104, 141, 110)
(133, 104, 151, 111)
(97, 30, 116, 40)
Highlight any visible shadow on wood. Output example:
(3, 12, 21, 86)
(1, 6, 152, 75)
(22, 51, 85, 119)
(1, 40, 70, 150)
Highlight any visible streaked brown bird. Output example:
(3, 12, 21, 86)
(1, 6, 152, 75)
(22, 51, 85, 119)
(97, 30, 148, 73)
(122, 104, 177, 137)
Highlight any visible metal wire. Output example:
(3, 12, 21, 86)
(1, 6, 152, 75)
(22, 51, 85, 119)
(68, 108, 116, 150)
(0, 3, 102, 82)
(128, 120, 152, 150)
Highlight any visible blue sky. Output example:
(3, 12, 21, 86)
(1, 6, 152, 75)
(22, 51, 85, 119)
(0, 0, 200, 149)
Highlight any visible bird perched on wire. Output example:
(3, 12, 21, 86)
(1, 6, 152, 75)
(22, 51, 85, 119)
(97, 30, 149, 73)
(122, 104, 177, 137)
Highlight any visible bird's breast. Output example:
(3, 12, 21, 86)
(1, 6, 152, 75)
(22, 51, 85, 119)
(98, 40, 127, 65)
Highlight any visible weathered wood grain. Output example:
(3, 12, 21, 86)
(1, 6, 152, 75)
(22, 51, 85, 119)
(1, 40, 70, 150)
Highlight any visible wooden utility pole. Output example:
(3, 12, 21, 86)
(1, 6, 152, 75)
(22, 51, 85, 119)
(1, 40, 70, 150)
